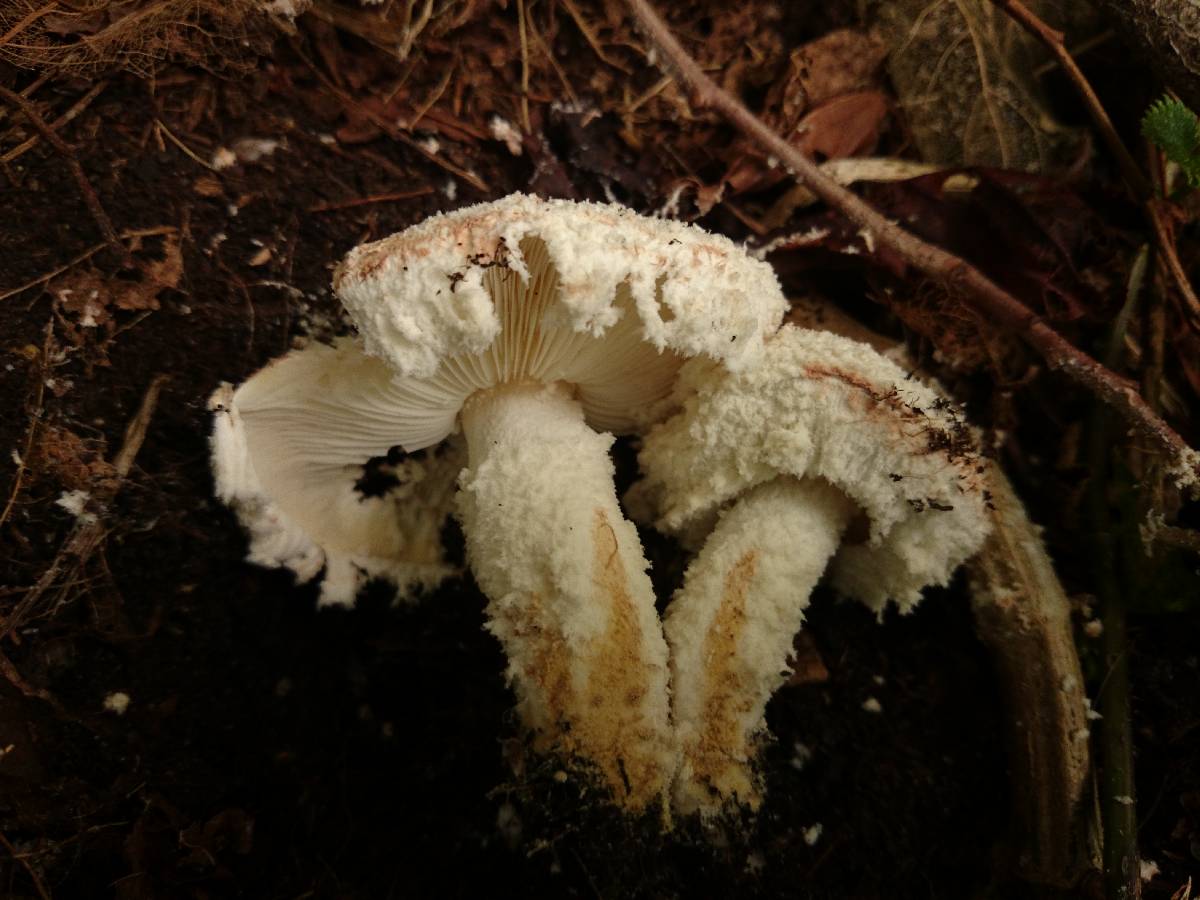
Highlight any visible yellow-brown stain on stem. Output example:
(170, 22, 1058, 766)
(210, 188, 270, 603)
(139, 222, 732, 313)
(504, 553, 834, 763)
(494, 511, 667, 811)
(687, 549, 761, 806)
(566, 509, 664, 810)
(503, 592, 574, 749)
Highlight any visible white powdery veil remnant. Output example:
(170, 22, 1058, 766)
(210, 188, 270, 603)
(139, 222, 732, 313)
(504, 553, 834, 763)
(334, 193, 786, 383)
(209, 339, 463, 608)
(1167, 445, 1200, 493)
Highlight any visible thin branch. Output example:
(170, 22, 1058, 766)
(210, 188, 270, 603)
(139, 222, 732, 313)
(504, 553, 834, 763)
(1148, 197, 1200, 325)
(307, 186, 434, 213)
(0, 83, 127, 262)
(1, 375, 167, 644)
(516, 0, 531, 132)
(1, 79, 107, 165)
(0, 321, 51, 529)
(624, 0, 1200, 488)
(0, 826, 53, 900)
(0, 226, 177, 304)
(560, 0, 631, 73)
(292, 45, 488, 192)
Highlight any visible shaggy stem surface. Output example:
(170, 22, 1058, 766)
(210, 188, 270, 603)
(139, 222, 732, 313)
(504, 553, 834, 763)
(458, 381, 674, 810)
(665, 477, 855, 814)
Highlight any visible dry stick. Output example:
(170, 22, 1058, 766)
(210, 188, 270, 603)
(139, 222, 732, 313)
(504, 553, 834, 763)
(1, 79, 107, 165)
(0, 225, 177, 304)
(308, 186, 434, 213)
(0, 375, 168, 645)
(516, 0, 532, 132)
(0, 646, 63, 714)
(561, 0, 631, 73)
(0, 322, 51, 530)
(0, 84, 127, 262)
(0, 2, 59, 50)
(1147, 199, 1200, 324)
(624, 0, 1200, 487)
(988, 0, 1200, 325)
(293, 46, 488, 193)
(408, 61, 454, 132)
(0, 826, 53, 900)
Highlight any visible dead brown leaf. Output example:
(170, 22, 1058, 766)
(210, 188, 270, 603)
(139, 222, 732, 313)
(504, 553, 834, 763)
(725, 29, 889, 197)
(116, 233, 182, 311)
(795, 91, 889, 161)
(767, 28, 888, 126)
(51, 233, 182, 325)
(32, 425, 117, 494)
(872, 0, 1078, 170)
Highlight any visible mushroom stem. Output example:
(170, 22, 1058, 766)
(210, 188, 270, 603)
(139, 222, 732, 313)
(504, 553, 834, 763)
(665, 476, 856, 815)
(457, 381, 674, 810)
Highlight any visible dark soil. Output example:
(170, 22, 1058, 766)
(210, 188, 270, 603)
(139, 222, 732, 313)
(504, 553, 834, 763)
(0, 5, 1197, 899)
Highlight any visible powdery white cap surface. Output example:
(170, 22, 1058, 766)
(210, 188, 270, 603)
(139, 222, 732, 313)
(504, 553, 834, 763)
(210, 339, 464, 607)
(334, 192, 787, 382)
(632, 325, 992, 612)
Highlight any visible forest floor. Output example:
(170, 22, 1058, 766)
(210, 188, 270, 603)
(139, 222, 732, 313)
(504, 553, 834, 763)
(0, 2, 1198, 898)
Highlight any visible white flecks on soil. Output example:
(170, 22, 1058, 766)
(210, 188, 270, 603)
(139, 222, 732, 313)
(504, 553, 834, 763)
(489, 116, 523, 155)
(56, 490, 96, 523)
(790, 741, 813, 771)
(231, 137, 282, 164)
(862, 697, 883, 713)
(803, 823, 824, 846)
(211, 147, 238, 170)
(496, 801, 522, 848)
(103, 692, 131, 715)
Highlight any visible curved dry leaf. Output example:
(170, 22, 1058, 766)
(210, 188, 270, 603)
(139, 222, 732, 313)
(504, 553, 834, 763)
(871, 0, 1078, 170)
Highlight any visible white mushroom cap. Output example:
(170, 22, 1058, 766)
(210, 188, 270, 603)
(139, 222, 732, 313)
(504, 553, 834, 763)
(332, 193, 788, 445)
(210, 338, 464, 607)
(631, 325, 992, 612)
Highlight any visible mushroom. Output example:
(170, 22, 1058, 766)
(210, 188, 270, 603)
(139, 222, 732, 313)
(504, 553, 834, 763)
(212, 194, 788, 811)
(628, 325, 993, 815)
(210, 338, 466, 607)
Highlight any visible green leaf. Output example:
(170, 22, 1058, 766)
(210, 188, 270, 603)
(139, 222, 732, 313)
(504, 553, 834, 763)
(1141, 96, 1200, 187)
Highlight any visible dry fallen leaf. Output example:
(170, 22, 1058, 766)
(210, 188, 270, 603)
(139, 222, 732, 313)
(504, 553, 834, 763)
(51, 233, 182, 324)
(870, 0, 1078, 170)
(767, 28, 888, 121)
(795, 91, 889, 160)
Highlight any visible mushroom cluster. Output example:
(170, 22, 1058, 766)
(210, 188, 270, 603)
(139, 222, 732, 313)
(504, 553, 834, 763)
(210, 194, 991, 819)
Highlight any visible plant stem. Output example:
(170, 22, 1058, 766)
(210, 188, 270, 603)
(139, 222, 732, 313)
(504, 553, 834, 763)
(1098, 565, 1139, 900)
(1086, 250, 1147, 900)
